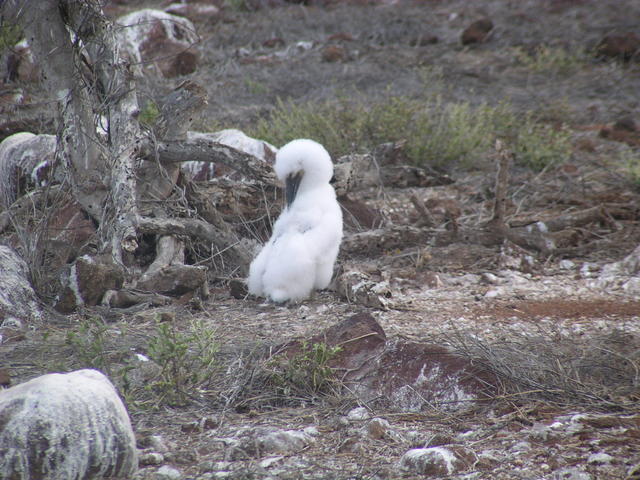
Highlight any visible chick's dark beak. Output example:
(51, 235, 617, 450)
(285, 171, 303, 207)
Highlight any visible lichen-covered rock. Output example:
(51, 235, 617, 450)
(399, 447, 462, 476)
(0, 369, 138, 480)
(228, 427, 316, 459)
(0, 132, 56, 209)
(0, 245, 42, 326)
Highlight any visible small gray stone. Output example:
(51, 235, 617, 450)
(347, 406, 371, 421)
(156, 465, 182, 480)
(552, 467, 592, 480)
(587, 452, 613, 465)
(367, 418, 390, 439)
(140, 452, 165, 466)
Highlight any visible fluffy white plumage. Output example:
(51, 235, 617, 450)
(247, 139, 343, 302)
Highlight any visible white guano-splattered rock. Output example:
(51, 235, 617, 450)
(399, 447, 462, 476)
(0, 369, 138, 480)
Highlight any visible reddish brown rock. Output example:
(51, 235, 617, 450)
(54, 256, 124, 313)
(263, 37, 286, 48)
(409, 33, 438, 47)
(596, 33, 640, 62)
(5, 41, 39, 83)
(461, 18, 494, 45)
(282, 313, 497, 412)
(0, 369, 10, 387)
(327, 32, 354, 42)
(599, 117, 640, 147)
(339, 195, 384, 231)
(322, 44, 348, 62)
(117, 10, 200, 78)
(46, 200, 97, 267)
(371, 340, 495, 411)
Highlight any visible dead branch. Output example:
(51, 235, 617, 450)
(409, 192, 435, 228)
(137, 81, 209, 204)
(140, 139, 276, 184)
(155, 81, 209, 141)
(137, 216, 254, 273)
(102, 289, 172, 309)
(490, 139, 512, 226)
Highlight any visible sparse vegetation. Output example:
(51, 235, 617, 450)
(512, 45, 589, 75)
(250, 95, 572, 171)
(65, 317, 112, 374)
(268, 341, 343, 399)
(146, 317, 220, 405)
(620, 147, 640, 190)
(439, 324, 640, 412)
(0, 22, 22, 52)
(138, 100, 160, 129)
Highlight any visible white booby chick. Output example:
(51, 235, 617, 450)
(247, 139, 343, 302)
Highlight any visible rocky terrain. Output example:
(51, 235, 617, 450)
(1, 0, 640, 479)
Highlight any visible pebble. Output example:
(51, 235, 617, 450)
(587, 452, 613, 465)
(347, 406, 371, 421)
(139, 452, 164, 466)
(156, 465, 181, 480)
(367, 418, 390, 440)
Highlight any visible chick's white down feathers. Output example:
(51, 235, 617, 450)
(247, 139, 343, 302)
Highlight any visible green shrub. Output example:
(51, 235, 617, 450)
(268, 341, 343, 399)
(250, 95, 571, 171)
(147, 318, 220, 405)
(512, 45, 588, 75)
(0, 23, 22, 53)
(65, 317, 111, 374)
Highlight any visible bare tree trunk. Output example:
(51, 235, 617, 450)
(10, 0, 142, 266)
(10, 0, 107, 219)
(61, 0, 143, 265)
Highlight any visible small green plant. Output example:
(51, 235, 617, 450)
(225, 0, 249, 11)
(139, 100, 160, 128)
(269, 341, 343, 399)
(244, 77, 269, 96)
(619, 147, 640, 190)
(66, 317, 111, 374)
(0, 23, 22, 52)
(514, 117, 572, 171)
(512, 45, 587, 75)
(146, 318, 219, 404)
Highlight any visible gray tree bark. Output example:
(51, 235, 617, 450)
(8, 0, 142, 266)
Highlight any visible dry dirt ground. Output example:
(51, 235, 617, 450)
(2, 1, 640, 479)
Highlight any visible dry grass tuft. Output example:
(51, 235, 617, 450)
(435, 324, 640, 412)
